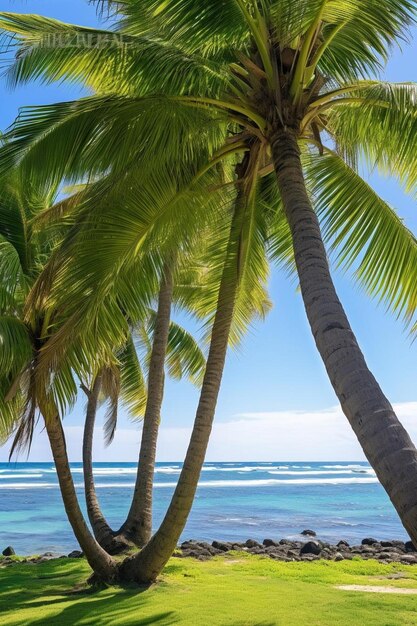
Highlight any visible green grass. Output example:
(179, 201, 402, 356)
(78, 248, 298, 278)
(1, 554, 417, 625)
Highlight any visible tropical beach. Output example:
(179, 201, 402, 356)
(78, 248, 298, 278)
(2, 0, 417, 624)
(0, 461, 410, 556)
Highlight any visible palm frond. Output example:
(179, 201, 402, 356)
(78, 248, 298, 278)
(100, 363, 121, 446)
(305, 150, 417, 326)
(0, 94, 226, 187)
(0, 315, 32, 374)
(99, 0, 250, 57)
(327, 81, 417, 194)
(119, 335, 147, 419)
(159, 318, 206, 386)
(0, 12, 229, 97)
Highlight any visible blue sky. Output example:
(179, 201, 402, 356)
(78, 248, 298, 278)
(0, 0, 417, 461)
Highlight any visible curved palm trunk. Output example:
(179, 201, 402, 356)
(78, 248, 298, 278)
(271, 128, 417, 544)
(119, 264, 174, 547)
(119, 189, 245, 583)
(44, 413, 118, 581)
(82, 376, 129, 554)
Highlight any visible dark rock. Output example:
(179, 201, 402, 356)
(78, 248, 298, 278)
(401, 554, 417, 564)
(300, 541, 322, 556)
(211, 540, 231, 552)
(405, 541, 417, 553)
(188, 549, 212, 560)
(181, 541, 198, 550)
(195, 542, 219, 556)
(67, 550, 83, 559)
(379, 552, 401, 562)
(301, 529, 316, 537)
(265, 546, 285, 555)
(174, 538, 415, 565)
(2, 547, 15, 557)
(184, 549, 210, 561)
(361, 538, 378, 546)
(287, 549, 300, 558)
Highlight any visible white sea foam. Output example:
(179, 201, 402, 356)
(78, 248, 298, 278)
(0, 475, 380, 490)
(65, 465, 302, 475)
(321, 465, 370, 470)
(267, 470, 363, 476)
(73, 477, 380, 489)
(69, 467, 138, 475)
(68, 466, 182, 475)
(201, 465, 291, 472)
(0, 468, 56, 474)
(0, 483, 52, 489)
(0, 474, 43, 479)
(189, 477, 380, 487)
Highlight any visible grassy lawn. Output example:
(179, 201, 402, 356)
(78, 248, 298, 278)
(1, 554, 417, 625)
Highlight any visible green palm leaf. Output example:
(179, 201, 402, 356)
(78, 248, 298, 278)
(0, 315, 32, 375)
(0, 12, 228, 97)
(327, 81, 417, 193)
(119, 336, 147, 419)
(165, 319, 206, 386)
(306, 151, 417, 325)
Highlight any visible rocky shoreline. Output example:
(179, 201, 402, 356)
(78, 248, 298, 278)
(175, 531, 417, 565)
(2, 531, 417, 567)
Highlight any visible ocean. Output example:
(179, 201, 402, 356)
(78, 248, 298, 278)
(0, 461, 408, 555)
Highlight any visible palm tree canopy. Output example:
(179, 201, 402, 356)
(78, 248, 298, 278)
(1, 0, 417, 359)
(0, 168, 76, 448)
(0, 169, 164, 454)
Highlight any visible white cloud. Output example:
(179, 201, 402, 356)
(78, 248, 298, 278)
(2, 401, 416, 463)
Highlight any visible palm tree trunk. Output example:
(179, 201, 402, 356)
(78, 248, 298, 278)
(44, 413, 118, 581)
(271, 127, 417, 545)
(82, 376, 129, 554)
(118, 186, 245, 583)
(119, 263, 174, 547)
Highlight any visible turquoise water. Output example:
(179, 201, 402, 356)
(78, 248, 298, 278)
(0, 461, 407, 555)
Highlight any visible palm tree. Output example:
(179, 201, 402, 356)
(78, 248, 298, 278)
(55, 156, 271, 580)
(82, 280, 207, 552)
(0, 169, 118, 581)
(3, 0, 417, 582)
(26, 180, 212, 558)
(81, 344, 146, 554)
(122, 263, 174, 548)
(118, 276, 210, 548)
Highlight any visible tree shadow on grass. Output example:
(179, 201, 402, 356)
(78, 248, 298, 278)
(9, 589, 178, 626)
(0, 562, 179, 626)
(29, 604, 176, 626)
